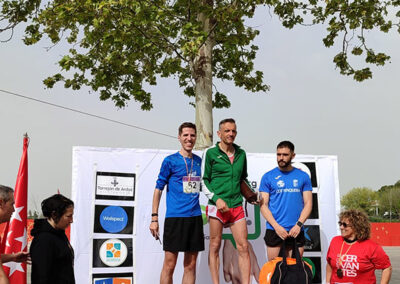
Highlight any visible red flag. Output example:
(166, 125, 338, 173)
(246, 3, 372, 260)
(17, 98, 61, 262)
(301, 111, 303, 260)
(2, 134, 28, 283)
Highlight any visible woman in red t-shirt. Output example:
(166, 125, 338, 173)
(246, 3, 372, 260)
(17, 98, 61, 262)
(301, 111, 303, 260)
(326, 209, 392, 284)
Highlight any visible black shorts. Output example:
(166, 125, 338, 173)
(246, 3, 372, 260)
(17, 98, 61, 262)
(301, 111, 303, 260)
(264, 229, 305, 247)
(163, 216, 205, 252)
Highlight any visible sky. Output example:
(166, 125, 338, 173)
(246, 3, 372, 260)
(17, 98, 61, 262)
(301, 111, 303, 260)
(1, 7, 400, 212)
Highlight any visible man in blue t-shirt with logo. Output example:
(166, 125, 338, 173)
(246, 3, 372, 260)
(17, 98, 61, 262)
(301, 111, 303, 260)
(259, 141, 312, 260)
(149, 122, 204, 284)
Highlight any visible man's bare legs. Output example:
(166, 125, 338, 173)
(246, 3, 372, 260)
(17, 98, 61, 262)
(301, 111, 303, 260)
(160, 251, 178, 284)
(160, 251, 200, 284)
(182, 251, 198, 284)
(267, 246, 281, 260)
(230, 219, 250, 284)
(209, 217, 223, 284)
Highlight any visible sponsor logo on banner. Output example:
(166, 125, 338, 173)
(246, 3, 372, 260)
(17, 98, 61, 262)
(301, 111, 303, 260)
(303, 257, 321, 283)
(99, 239, 128, 267)
(100, 206, 128, 233)
(96, 173, 135, 198)
(93, 273, 133, 284)
(292, 162, 312, 178)
(304, 225, 321, 251)
(93, 277, 132, 284)
(293, 161, 318, 188)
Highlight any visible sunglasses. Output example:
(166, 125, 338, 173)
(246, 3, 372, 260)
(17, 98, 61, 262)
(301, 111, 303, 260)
(338, 221, 351, 228)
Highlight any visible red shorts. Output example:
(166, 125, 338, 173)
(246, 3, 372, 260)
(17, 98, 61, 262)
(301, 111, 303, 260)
(206, 205, 245, 226)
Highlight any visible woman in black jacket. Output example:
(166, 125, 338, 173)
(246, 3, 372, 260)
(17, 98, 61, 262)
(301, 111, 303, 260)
(30, 194, 75, 284)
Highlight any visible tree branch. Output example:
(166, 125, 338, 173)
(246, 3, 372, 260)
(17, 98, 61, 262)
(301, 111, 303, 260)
(154, 25, 188, 62)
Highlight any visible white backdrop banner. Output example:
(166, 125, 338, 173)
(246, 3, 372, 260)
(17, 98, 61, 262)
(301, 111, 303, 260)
(71, 147, 340, 284)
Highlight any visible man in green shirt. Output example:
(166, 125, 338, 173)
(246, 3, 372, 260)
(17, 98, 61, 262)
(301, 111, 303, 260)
(201, 118, 252, 284)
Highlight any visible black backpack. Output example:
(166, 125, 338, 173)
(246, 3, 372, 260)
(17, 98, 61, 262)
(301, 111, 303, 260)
(260, 238, 313, 284)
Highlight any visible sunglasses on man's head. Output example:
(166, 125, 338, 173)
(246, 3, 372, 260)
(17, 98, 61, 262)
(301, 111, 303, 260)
(338, 221, 351, 228)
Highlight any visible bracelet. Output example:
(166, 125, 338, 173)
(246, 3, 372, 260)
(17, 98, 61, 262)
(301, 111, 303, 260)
(151, 213, 158, 217)
(151, 220, 158, 223)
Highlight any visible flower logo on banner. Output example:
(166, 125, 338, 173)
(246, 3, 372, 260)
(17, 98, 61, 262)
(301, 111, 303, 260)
(99, 239, 128, 267)
(2, 135, 28, 284)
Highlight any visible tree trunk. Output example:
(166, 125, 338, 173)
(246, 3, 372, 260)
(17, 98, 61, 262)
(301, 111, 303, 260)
(194, 0, 214, 150)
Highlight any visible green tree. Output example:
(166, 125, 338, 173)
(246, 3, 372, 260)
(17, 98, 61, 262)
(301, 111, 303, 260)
(27, 209, 40, 218)
(378, 182, 400, 220)
(341, 187, 377, 214)
(1, 1, 399, 147)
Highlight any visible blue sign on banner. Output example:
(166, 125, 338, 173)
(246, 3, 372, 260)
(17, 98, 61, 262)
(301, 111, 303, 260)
(94, 278, 113, 284)
(99, 206, 128, 233)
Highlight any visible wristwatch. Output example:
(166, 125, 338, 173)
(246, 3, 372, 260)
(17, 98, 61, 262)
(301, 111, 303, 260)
(296, 221, 303, 227)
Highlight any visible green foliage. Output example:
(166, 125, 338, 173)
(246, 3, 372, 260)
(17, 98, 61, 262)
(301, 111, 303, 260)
(268, 0, 398, 82)
(341, 187, 377, 213)
(1, 0, 269, 109)
(368, 215, 400, 222)
(1, 0, 399, 108)
(27, 209, 41, 219)
(377, 183, 400, 219)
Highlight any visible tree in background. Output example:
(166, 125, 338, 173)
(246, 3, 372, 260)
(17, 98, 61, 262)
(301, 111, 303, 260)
(378, 180, 400, 220)
(1, 1, 399, 148)
(27, 210, 41, 219)
(341, 187, 377, 214)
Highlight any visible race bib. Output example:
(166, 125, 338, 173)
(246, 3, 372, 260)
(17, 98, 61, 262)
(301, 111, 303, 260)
(183, 176, 201, 193)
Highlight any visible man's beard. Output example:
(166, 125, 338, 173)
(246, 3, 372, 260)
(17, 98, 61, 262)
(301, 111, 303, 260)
(278, 160, 291, 168)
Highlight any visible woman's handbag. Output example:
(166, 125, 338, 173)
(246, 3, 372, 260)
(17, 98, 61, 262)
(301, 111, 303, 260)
(259, 238, 313, 284)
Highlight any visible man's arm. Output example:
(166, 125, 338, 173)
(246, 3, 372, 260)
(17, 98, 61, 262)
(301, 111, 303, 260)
(240, 154, 260, 205)
(0, 256, 9, 284)
(0, 269, 9, 284)
(260, 192, 288, 240)
(149, 188, 162, 240)
(240, 153, 250, 185)
(288, 190, 312, 237)
(201, 149, 228, 212)
(1, 252, 29, 263)
(149, 156, 170, 239)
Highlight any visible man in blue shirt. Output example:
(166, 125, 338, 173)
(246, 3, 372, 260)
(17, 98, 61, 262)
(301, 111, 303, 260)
(259, 141, 313, 260)
(149, 122, 204, 284)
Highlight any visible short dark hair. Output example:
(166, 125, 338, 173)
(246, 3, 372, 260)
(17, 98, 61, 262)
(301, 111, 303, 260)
(41, 194, 74, 223)
(178, 122, 196, 135)
(277, 141, 295, 152)
(0, 185, 14, 202)
(219, 118, 236, 129)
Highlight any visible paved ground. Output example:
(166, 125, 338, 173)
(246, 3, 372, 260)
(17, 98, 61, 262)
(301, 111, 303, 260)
(375, 246, 400, 283)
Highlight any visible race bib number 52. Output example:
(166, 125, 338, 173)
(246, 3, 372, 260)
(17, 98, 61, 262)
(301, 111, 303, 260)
(183, 176, 200, 193)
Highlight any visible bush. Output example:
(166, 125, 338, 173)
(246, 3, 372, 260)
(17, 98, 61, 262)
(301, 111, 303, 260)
(368, 216, 400, 222)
